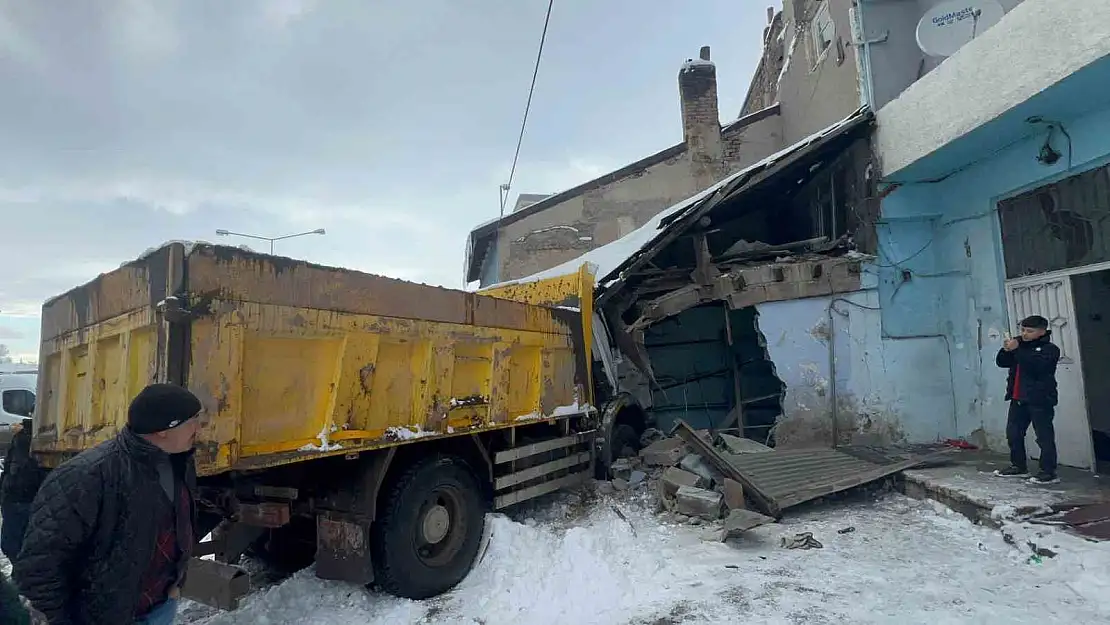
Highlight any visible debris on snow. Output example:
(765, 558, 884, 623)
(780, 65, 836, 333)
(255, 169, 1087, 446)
(639, 437, 687, 467)
(674, 486, 724, 521)
(780, 531, 824, 550)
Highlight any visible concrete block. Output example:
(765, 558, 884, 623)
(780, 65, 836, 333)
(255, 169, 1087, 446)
(722, 478, 746, 511)
(610, 458, 635, 481)
(612, 478, 629, 491)
(640, 437, 687, 466)
(723, 508, 775, 538)
(679, 453, 717, 485)
(717, 433, 772, 454)
(660, 467, 706, 498)
(628, 470, 647, 487)
(675, 485, 724, 520)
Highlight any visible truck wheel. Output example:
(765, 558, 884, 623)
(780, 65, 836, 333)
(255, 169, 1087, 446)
(371, 455, 488, 599)
(610, 423, 640, 461)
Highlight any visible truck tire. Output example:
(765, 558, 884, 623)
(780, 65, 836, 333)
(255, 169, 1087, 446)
(610, 423, 640, 461)
(371, 455, 488, 599)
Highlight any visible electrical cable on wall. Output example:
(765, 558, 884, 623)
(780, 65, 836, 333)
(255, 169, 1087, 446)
(499, 0, 555, 218)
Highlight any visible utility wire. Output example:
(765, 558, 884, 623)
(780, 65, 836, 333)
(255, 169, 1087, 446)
(500, 0, 555, 218)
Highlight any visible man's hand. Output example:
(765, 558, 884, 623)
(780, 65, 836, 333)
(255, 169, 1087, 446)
(1003, 338, 1020, 352)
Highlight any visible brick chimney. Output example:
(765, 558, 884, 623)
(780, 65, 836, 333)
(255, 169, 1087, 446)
(679, 46, 722, 165)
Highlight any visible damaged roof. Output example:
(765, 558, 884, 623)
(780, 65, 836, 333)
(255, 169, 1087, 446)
(465, 104, 785, 284)
(490, 106, 874, 294)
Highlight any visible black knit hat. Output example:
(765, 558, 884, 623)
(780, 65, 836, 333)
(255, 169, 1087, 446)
(127, 384, 202, 435)
(1020, 315, 1049, 330)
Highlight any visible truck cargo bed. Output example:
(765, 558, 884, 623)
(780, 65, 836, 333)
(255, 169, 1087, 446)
(34, 243, 592, 475)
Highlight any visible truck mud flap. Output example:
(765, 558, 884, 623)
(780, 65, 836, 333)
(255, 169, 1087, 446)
(181, 557, 250, 611)
(315, 513, 375, 585)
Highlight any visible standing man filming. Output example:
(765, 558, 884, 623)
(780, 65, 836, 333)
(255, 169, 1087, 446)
(995, 315, 1062, 484)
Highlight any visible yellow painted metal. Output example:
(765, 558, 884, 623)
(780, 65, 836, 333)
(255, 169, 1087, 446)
(33, 244, 592, 477)
(478, 263, 596, 406)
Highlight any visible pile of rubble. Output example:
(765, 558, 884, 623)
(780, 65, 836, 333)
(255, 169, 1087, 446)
(599, 426, 777, 542)
(596, 419, 954, 546)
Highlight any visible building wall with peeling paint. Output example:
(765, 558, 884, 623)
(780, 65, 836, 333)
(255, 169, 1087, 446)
(875, 55, 1110, 456)
(496, 116, 784, 282)
(757, 285, 956, 448)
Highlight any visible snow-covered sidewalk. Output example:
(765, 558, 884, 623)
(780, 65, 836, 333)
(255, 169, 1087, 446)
(171, 492, 1110, 625)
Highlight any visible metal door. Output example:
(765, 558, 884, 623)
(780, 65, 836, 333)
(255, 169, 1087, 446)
(1005, 276, 1094, 470)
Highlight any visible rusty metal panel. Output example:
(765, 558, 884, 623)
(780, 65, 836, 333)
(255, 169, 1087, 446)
(180, 558, 250, 611)
(185, 244, 567, 335)
(999, 161, 1110, 279)
(33, 242, 596, 477)
(315, 514, 374, 584)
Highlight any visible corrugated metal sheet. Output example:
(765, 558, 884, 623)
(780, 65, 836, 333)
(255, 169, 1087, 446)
(725, 448, 895, 510)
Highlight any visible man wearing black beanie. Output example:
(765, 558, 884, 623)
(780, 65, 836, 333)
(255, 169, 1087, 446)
(13, 383, 203, 625)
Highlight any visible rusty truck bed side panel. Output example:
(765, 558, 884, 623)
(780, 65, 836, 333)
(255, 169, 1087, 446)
(34, 244, 591, 476)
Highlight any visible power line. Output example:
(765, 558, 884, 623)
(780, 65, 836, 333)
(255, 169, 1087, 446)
(500, 0, 555, 218)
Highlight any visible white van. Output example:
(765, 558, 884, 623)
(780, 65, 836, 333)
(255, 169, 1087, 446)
(0, 372, 36, 453)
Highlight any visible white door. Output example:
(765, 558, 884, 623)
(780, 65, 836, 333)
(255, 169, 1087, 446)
(1005, 277, 1094, 471)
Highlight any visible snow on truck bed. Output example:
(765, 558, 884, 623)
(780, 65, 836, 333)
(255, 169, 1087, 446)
(173, 492, 1110, 625)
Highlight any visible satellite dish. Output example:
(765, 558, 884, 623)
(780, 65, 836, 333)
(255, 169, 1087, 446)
(916, 0, 1006, 58)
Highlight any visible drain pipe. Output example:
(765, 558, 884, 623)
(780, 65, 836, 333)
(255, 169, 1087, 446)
(827, 302, 840, 447)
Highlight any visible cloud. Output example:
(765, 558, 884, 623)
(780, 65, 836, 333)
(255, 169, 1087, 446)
(0, 0, 767, 351)
(0, 326, 24, 339)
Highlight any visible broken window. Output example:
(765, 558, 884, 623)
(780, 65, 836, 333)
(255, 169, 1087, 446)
(999, 162, 1110, 279)
(810, 1, 835, 64)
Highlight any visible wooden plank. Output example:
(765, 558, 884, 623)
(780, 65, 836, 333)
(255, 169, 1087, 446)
(493, 434, 588, 464)
(494, 470, 591, 509)
(495, 452, 591, 490)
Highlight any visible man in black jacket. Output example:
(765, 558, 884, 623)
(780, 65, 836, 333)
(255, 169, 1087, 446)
(1, 418, 45, 561)
(995, 315, 1062, 484)
(14, 384, 203, 625)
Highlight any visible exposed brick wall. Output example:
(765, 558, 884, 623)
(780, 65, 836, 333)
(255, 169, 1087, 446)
(496, 111, 783, 282)
(741, 11, 786, 117)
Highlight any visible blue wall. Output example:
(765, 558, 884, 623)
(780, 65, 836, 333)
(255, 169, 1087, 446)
(756, 280, 955, 447)
(878, 100, 1110, 450)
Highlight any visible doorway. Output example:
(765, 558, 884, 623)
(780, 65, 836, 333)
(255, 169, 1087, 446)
(1072, 268, 1110, 472)
(1005, 275, 1094, 470)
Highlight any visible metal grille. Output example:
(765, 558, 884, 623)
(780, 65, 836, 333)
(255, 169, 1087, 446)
(999, 162, 1110, 279)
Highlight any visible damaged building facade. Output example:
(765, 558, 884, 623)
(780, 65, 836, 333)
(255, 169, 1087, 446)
(540, 109, 887, 449)
(476, 1, 1099, 458)
(874, 0, 1110, 470)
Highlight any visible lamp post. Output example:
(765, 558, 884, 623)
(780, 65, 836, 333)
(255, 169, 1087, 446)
(215, 228, 326, 254)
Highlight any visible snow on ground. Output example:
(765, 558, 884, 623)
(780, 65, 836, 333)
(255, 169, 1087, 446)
(171, 490, 1110, 625)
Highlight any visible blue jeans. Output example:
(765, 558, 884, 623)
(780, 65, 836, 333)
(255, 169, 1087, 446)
(136, 598, 178, 625)
(0, 502, 31, 561)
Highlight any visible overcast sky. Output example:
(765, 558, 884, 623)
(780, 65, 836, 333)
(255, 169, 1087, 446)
(0, 0, 769, 361)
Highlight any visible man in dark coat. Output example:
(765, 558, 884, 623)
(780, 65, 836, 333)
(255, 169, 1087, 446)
(1, 418, 45, 561)
(995, 315, 1062, 484)
(14, 384, 203, 625)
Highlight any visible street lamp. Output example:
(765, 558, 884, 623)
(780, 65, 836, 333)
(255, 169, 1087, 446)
(215, 228, 326, 254)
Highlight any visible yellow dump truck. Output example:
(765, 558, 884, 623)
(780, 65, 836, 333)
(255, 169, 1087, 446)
(31, 242, 649, 608)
